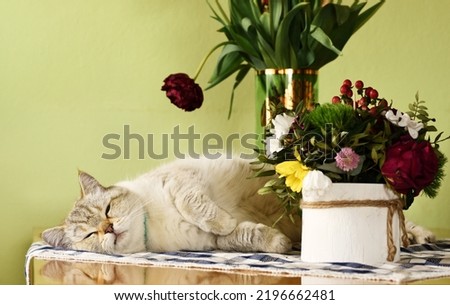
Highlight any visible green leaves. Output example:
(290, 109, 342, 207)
(404, 92, 449, 143)
(310, 25, 343, 57)
(204, 0, 385, 114)
(274, 2, 310, 67)
(269, 0, 282, 38)
(308, 1, 385, 69)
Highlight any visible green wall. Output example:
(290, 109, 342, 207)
(0, 0, 449, 284)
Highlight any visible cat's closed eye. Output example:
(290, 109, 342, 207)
(84, 232, 97, 240)
(105, 203, 111, 217)
(105, 194, 123, 217)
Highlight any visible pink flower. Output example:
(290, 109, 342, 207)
(161, 73, 203, 111)
(335, 147, 361, 172)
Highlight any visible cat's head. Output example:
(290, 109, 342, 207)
(42, 171, 147, 254)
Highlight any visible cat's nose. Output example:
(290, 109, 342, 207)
(105, 223, 114, 234)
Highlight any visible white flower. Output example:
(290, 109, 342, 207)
(265, 113, 296, 155)
(272, 113, 296, 139)
(302, 170, 332, 198)
(384, 110, 423, 139)
(265, 136, 283, 156)
(399, 114, 424, 139)
(385, 110, 401, 124)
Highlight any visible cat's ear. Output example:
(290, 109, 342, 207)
(42, 226, 71, 248)
(78, 171, 105, 197)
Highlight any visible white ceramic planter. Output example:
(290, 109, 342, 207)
(301, 183, 402, 264)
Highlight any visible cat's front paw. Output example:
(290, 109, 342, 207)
(258, 224, 292, 253)
(406, 220, 436, 244)
(204, 217, 237, 236)
(216, 222, 292, 253)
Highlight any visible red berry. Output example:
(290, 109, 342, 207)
(343, 79, 352, 87)
(331, 96, 341, 104)
(365, 87, 373, 97)
(358, 97, 367, 107)
(369, 89, 379, 99)
(346, 90, 353, 98)
(355, 80, 364, 90)
(369, 107, 378, 116)
(340, 85, 350, 95)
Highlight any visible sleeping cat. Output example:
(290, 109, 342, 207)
(42, 157, 301, 254)
(42, 157, 435, 255)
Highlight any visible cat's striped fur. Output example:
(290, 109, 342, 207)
(42, 157, 301, 254)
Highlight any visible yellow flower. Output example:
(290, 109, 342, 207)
(275, 160, 310, 193)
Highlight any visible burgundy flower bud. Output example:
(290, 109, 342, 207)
(161, 73, 204, 111)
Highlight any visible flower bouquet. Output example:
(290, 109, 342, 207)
(255, 79, 448, 216)
(161, 0, 385, 116)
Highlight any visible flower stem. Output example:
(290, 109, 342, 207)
(193, 41, 228, 81)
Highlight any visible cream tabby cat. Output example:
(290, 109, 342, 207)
(42, 157, 301, 254)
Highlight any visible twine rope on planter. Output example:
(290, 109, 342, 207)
(300, 199, 409, 262)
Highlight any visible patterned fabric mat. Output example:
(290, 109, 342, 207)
(25, 240, 450, 284)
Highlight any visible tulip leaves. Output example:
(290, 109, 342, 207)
(204, 0, 385, 115)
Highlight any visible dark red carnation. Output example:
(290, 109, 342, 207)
(161, 73, 203, 111)
(381, 137, 439, 196)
